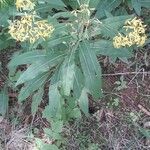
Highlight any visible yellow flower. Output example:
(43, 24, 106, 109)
(15, 0, 35, 11)
(113, 33, 124, 48)
(8, 14, 54, 43)
(113, 17, 147, 48)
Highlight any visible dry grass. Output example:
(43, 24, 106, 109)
(6, 127, 34, 150)
(0, 118, 35, 150)
(63, 109, 150, 150)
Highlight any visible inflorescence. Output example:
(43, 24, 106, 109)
(8, 0, 54, 43)
(113, 17, 147, 48)
(15, 0, 35, 11)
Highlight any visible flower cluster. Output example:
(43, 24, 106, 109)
(113, 17, 147, 48)
(15, 0, 35, 11)
(8, 14, 54, 43)
(8, 0, 54, 43)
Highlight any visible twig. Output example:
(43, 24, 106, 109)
(102, 71, 150, 76)
(138, 104, 150, 116)
(128, 69, 143, 85)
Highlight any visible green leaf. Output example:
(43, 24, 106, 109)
(16, 52, 66, 86)
(114, 6, 128, 16)
(44, 128, 62, 140)
(69, 108, 81, 119)
(35, 138, 59, 150)
(78, 0, 90, 5)
(18, 73, 49, 102)
(96, 0, 122, 19)
(99, 15, 133, 38)
(8, 51, 46, 68)
(51, 120, 63, 133)
(53, 12, 75, 19)
(0, 38, 14, 51)
(131, 0, 141, 15)
(31, 88, 44, 115)
(44, 120, 63, 140)
(61, 54, 75, 96)
(48, 84, 61, 118)
(119, 57, 129, 64)
(46, 0, 66, 7)
(51, 66, 62, 85)
(44, 128, 53, 138)
(53, 23, 69, 33)
(139, 127, 150, 138)
(79, 41, 102, 99)
(16, 61, 49, 86)
(92, 40, 133, 58)
(37, 0, 66, 12)
(78, 88, 89, 116)
(0, 88, 8, 116)
(105, 11, 113, 18)
(73, 66, 84, 99)
(62, 0, 79, 9)
(141, 0, 150, 8)
(43, 83, 61, 120)
(47, 35, 71, 48)
(63, 0, 100, 9)
(89, 0, 100, 8)
(0, 7, 11, 26)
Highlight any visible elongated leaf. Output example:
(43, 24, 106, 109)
(62, 0, 79, 9)
(46, 0, 66, 7)
(78, 88, 89, 116)
(140, 0, 150, 8)
(18, 73, 49, 102)
(114, 6, 128, 16)
(61, 54, 75, 96)
(48, 65, 63, 121)
(0, 89, 8, 116)
(73, 66, 84, 99)
(53, 12, 75, 19)
(51, 66, 62, 85)
(49, 84, 61, 118)
(8, 51, 46, 68)
(92, 40, 133, 58)
(47, 36, 71, 48)
(131, 0, 141, 15)
(79, 41, 102, 99)
(16, 61, 49, 86)
(99, 15, 133, 38)
(52, 23, 69, 36)
(96, 0, 121, 19)
(89, 0, 100, 8)
(16, 52, 66, 85)
(43, 83, 61, 120)
(37, 0, 66, 12)
(31, 88, 44, 115)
